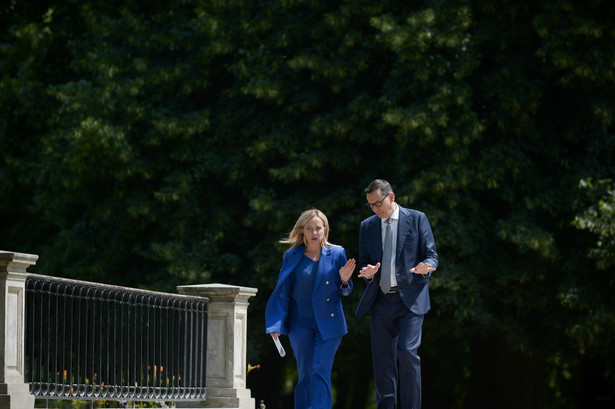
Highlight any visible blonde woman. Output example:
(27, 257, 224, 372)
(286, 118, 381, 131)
(265, 209, 355, 409)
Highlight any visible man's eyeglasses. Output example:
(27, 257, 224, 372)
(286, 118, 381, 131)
(365, 195, 388, 208)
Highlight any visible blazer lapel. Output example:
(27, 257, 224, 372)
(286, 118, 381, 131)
(396, 206, 414, 260)
(313, 245, 332, 293)
(279, 246, 304, 284)
(368, 217, 383, 260)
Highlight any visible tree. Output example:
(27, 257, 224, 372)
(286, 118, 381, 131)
(1, 0, 614, 408)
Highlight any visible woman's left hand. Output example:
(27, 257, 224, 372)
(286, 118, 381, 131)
(339, 258, 356, 284)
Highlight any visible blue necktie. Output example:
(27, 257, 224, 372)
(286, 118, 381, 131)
(380, 218, 393, 294)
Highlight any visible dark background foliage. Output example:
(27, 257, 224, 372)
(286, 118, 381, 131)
(2, 0, 614, 408)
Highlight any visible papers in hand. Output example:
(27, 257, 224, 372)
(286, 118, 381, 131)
(271, 334, 286, 357)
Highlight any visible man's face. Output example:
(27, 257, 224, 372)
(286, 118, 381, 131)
(366, 190, 396, 219)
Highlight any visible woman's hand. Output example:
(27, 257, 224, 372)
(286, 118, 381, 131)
(339, 258, 356, 284)
(270, 332, 281, 340)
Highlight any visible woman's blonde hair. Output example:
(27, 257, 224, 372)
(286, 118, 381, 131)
(280, 209, 333, 250)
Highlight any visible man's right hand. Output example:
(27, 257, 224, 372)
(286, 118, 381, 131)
(358, 262, 381, 279)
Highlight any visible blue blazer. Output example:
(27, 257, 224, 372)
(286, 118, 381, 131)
(265, 244, 353, 341)
(355, 205, 438, 319)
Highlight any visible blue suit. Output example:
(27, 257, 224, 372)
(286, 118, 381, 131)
(266, 244, 353, 409)
(355, 205, 438, 409)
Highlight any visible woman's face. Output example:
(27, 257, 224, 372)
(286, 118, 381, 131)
(303, 216, 326, 246)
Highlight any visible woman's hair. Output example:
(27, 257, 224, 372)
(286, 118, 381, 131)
(280, 208, 333, 250)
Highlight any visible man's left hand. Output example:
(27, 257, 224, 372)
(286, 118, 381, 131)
(410, 262, 436, 277)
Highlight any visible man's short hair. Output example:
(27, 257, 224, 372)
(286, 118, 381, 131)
(365, 179, 393, 196)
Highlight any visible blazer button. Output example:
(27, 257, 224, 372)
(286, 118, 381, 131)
(330, 313, 335, 317)
(325, 281, 329, 285)
(326, 298, 330, 302)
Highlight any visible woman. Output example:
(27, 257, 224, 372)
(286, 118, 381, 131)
(265, 209, 355, 409)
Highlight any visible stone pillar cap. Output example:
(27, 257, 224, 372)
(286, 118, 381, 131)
(177, 283, 258, 300)
(0, 250, 38, 274)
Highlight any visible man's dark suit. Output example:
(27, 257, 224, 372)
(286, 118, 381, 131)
(356, 204, 438, 409)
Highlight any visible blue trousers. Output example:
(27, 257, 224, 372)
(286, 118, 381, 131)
(371, 292, 424, 409)
(288, 326, 343, 409)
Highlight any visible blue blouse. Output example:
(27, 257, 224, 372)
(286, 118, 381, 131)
(290, 255, 318, 329)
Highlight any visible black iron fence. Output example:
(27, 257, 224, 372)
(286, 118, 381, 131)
(25, 274, 208, 401)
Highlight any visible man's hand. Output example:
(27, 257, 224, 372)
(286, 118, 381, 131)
(410, 262, 436, 277)
(358, 262, 381, 279)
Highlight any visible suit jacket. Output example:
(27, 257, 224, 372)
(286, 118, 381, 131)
(265, 244, 353, 341)
(355, 205, 438, 319)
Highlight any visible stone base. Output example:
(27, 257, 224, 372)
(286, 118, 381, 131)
(176, 387, 254, 409)
(0, 383, 35, 409)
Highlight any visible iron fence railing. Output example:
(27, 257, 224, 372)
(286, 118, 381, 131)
(25, 274, 208, 401)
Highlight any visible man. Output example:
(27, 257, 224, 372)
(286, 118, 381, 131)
(355, 179, 438, 409)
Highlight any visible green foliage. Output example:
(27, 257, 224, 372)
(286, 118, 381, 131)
(2, 0, 614, 407)
(574, 178, 615, 269)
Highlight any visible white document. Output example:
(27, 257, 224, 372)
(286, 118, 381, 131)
(271, 334, 286, 357)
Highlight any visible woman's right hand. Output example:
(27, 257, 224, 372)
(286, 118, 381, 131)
(270, 332, 281, 340)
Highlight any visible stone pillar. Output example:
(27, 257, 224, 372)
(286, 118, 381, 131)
(176, 284, 257, 409)
(0, 251, 38, 409)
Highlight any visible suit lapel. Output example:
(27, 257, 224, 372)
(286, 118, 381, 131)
(279, 246, 304, 284)
(368, 217, 383, 260)
(396, 206, 414, 260)
(313, 245, 331, 292)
